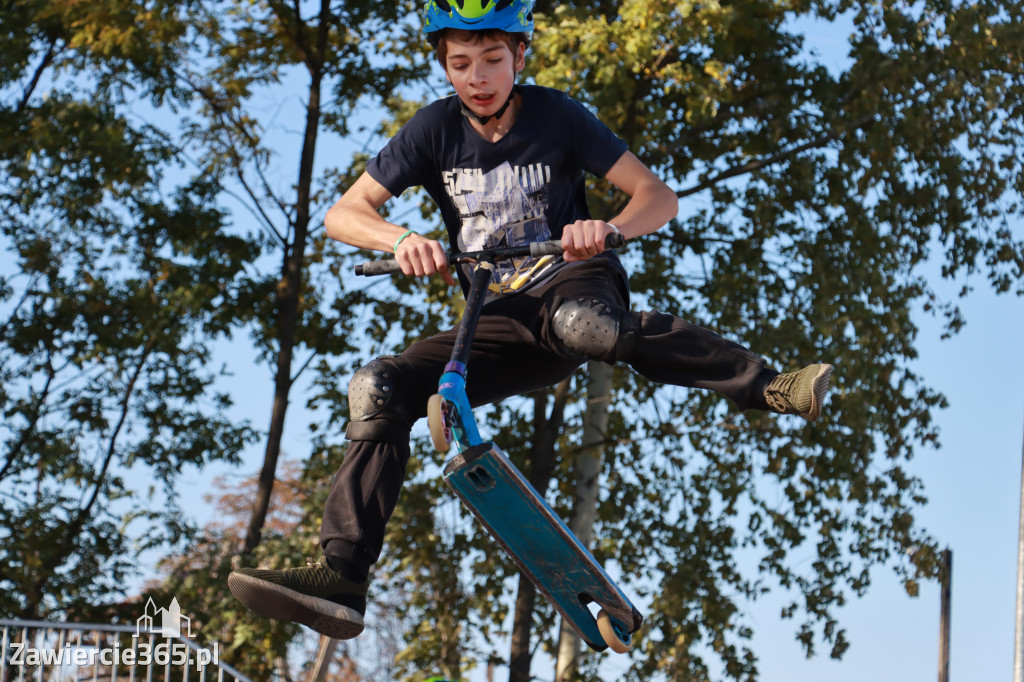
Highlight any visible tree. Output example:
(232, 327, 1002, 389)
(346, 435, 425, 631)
(355, 0, 1024, 679)
(528, 0, 1023, 678)
(0, 0, 256, 619)
(169, 0, 429, 556)
(0, 0, 445, 667)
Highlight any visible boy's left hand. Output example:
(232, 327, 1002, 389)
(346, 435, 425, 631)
(561, 220, 617, 262)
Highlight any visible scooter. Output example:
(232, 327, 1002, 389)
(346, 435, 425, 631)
(356, 234, 642, 653)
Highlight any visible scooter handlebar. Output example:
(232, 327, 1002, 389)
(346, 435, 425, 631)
(355, 232, 626, 276)
(529, 232, 624, 256)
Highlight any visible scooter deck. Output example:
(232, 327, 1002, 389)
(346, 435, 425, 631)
(442, 442, 642, 651)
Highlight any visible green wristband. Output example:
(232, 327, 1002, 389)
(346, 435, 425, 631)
(393, 229, 415, 254)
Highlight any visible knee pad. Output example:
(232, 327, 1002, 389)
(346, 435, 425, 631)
(551, 297, 638, 362)
(347, 358, 409, 442)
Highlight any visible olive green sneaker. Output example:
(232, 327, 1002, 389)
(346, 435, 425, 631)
(763, 363, 833, 422)
(228, 557, 368, 640)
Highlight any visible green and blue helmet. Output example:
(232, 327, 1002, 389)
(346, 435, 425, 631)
(423, 0, 534, 40)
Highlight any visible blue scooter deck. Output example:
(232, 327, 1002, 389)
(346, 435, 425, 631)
(442, 442, 642, 651)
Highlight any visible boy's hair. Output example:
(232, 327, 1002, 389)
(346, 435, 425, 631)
(431, 28, 531, 69)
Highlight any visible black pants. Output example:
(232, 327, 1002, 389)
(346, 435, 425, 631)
(320, 259, 774, 576)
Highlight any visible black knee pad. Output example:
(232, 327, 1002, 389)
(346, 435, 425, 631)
(346, 357, 410, 442)
(551, 297, 638, 362)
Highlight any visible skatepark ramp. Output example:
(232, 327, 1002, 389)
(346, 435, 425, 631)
(0, 618, 252, 682)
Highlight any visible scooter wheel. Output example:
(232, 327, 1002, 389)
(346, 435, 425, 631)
(427, 394, 451, 453)
(596, 609, 632, 654)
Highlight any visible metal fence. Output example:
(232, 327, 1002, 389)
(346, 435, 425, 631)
(0, 619, 252, 682)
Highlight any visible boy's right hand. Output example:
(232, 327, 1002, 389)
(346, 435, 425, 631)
(395, 234, 456, 286)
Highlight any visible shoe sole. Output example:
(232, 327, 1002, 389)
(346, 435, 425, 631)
(227, 572, 364, 640)
(802, 363, 834, 422)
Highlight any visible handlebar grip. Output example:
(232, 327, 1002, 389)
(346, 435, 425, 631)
(605, 232, 625, 249)
(355, 258, 404, 276)
(529, 240, 565, 257)
(529, 232, 626, 257)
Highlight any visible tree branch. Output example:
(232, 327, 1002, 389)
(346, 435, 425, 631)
(24, 334, 156, 613)
(0, 355, 55, 483)
(677, 114, 876, 199)
(18, 36, 61, 113)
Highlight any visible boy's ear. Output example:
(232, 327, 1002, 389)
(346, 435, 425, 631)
(515, 41, 526, 72)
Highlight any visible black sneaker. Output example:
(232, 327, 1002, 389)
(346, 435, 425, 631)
(228, 557, 368, 640)
(763, 363, 834, 422)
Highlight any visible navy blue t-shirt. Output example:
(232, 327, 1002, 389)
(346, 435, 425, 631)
(367, 85, 629, 295)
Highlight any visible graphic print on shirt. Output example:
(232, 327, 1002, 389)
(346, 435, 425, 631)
(443, 161, 556, 294)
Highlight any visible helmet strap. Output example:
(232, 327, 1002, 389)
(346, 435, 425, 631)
(460, 85, 519, 125)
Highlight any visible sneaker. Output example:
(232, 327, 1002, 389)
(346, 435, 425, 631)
(228, 557, 368, 640)
(763, 363, 834, 422)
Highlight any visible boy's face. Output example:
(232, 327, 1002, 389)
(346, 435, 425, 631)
(443, 32, 525, 121)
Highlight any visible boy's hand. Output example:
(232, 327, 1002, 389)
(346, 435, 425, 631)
(561, 220, 618, 262)
(395, 234, 456, 286)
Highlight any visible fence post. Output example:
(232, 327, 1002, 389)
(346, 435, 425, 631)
(938, 548, 952, 682)
(1013, 416, 1024, 682)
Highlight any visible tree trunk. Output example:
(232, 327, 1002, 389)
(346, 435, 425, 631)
(305, 635, 337, 682)
(507, 379, 571, 682)
(243, 6, 328, 552)
(242, 187, 308, 550)
(509, 571, 539, 682)
(555, 361, 614, 682)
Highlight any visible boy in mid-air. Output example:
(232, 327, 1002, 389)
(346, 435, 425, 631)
(228, 0, 833, 640)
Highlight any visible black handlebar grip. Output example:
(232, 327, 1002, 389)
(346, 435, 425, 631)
(529, 240, 565, 257)
(529, 232, 626, 257)
(355, 258, 404, 276)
